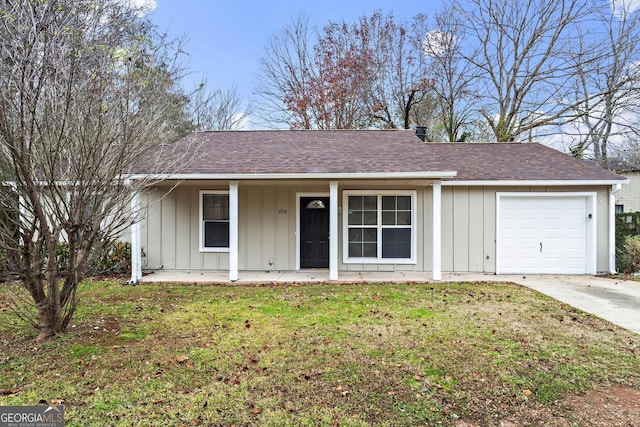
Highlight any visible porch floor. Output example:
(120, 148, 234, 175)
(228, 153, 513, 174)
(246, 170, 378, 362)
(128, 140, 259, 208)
(138, 270, 509, 285)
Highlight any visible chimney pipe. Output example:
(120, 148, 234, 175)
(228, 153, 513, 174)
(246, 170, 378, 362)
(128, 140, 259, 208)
(415, 126, 427, 141)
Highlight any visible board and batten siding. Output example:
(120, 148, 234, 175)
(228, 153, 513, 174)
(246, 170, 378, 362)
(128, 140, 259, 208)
(140, 183, 435, 273)
(141, 186, 230, 271)
(141, 184, 320, 272)
(440, 186, 612, 273)
(139, 183, 613, 274)
(615, 171, 640, 212)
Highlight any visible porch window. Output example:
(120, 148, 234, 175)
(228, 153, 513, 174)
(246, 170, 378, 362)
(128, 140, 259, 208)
(200, 191, 229, 251)
(343, 191, 416, 263)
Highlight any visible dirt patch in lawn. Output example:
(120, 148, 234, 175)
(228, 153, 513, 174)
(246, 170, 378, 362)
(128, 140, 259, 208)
(564, 385, 640, 426)
(455, 385, 640, 427)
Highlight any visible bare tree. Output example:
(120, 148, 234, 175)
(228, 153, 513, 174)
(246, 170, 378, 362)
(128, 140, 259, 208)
(254, 15, 317, 129)
(566, 0, 640, 167)
(422, 8, 480, 142)
(455, 0, 600, 142)
(363, 13, 435, 130)
(310, 18, 377, 129)
(191, 80, 252, 130)
(0, 0, 189, 340)
(255, 12, 440, 130)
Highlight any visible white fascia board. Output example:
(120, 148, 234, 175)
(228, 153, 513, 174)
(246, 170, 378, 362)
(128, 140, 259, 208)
(442, 179, 628, 187)
(126, 171, 458, 181)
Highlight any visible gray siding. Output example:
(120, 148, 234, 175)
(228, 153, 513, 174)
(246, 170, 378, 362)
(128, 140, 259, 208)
(440, 185, 612, 273)
(616, 172, 640, 212)
(239, 187, 294, 271)
(139, 182, 613, 275)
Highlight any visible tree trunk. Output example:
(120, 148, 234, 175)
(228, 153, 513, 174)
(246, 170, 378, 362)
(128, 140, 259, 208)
(35, 299, 57, 341)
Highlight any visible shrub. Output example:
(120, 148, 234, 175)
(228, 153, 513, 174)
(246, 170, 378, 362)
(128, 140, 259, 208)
(615, 212, 640, 272)
(0, 250, 9, 281)
(55, 240, 135, 277)
(621, 235, 640, 274)
(95, 240, 133, 276)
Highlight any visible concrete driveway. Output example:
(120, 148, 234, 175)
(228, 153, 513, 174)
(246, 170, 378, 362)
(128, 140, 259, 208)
(445, 273, 640, 335)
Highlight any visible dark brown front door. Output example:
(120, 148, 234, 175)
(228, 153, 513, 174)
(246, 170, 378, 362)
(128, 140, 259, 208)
(300, 197, 329, 268)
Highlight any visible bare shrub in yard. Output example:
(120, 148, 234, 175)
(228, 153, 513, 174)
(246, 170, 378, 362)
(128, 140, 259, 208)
(0, 0, 191, 340)
(621, 235, 640, 274)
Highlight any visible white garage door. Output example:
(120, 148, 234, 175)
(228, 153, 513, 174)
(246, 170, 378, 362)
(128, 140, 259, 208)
(497, 194, 593, 274)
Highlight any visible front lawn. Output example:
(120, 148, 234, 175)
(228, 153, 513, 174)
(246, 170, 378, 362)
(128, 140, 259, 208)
(0, 280, 638, 426)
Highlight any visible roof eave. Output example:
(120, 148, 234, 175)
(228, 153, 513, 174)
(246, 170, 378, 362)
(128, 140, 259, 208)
(126, 171, 459, 180)
(442, 179, 628, 186)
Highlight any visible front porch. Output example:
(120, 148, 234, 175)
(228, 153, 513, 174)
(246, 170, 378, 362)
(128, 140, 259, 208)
(137, 270, 494, 285)
(131, 179, 446, 284)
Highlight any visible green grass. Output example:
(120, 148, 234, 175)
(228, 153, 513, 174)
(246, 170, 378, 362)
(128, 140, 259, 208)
(0, 280, 638, 426)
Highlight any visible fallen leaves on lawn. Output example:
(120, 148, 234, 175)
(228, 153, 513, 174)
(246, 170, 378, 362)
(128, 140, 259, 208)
(332, 385, 350, 396)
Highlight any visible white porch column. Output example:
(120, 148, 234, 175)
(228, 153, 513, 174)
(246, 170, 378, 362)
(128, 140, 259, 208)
(609, 183, 622, 274)
(329, 181, 339, 281)
(432, 181, 442, 281)
(229, 181, 239, 282)
(130, 190, 142, 283)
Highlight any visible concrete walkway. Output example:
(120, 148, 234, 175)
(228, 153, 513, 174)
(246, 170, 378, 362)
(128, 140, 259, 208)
(139, 270, 640, 335)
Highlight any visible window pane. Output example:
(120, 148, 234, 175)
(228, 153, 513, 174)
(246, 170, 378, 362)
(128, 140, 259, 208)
(362, 228, 377, 242)
(397, 211, 411, 225)
(382, 228, 411, 258)
(364, 211, 377, 225)
(204, 221, 229, 248)
(382, 211, 396, 225)
(382, 196, 396, 211)
(203, 194, 229, 220)
(363, 196, 377, 210)
(348, 211, 363, 225)
(397, 196, 411, 210)
(349, 243, 362, 258)
(349, 196, 363, 210)
(348, 228, 362, 242)
(363, 243, 377, 257)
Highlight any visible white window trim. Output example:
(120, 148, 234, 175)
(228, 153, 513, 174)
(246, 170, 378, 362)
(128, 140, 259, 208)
(199, 190, 230, 253)
(342, 190, 417, 264)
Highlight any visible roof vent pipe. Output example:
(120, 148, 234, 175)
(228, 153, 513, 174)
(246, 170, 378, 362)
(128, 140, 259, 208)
(415, 126, 427, 141)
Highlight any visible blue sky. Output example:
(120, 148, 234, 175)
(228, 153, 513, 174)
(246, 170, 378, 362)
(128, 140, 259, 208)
(146, 0, 445, 97)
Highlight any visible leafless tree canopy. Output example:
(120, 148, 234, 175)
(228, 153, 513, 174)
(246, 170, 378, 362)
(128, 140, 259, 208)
(191, 81, 252, 131)
(254, 13, 440, 131)
(421, 8, 479, 142)
(0, 0, 190, 340)
(255, 1, 640, 157)
(254, 15, 319, 129)
(453, 0, 600, 142)
(566, 0, 640, 166)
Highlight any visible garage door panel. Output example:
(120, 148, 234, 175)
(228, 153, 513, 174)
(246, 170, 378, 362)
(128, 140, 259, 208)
(498, 195, 589, 274)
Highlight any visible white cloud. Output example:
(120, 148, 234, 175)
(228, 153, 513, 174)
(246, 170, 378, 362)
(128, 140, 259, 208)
(130, 0, 157, 11)
(232, 112, 252, 130)
(114, 0, 157, 16)
(611, 0, 640, 16)
(423, 30, 457, 58)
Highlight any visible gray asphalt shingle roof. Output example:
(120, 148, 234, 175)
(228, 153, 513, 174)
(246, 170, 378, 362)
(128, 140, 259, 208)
(136, 129, 624, 182)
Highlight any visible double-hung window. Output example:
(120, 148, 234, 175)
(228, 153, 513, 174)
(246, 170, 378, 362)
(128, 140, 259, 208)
(343, 191, 416, 263)
(200, 191, 229, 251)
